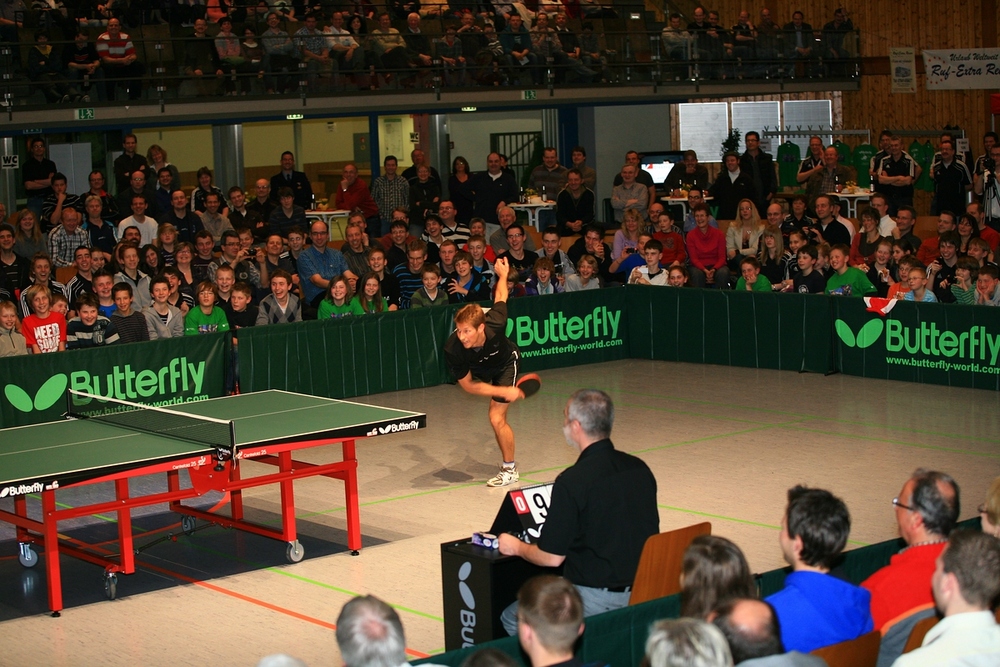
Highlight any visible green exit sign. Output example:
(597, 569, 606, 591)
(522, 90, 537, 101)
(75, 108, 95, 121)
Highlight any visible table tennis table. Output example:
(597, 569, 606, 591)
(0, 389, 426, 615)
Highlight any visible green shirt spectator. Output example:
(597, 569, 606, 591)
(184, 305, 231, 335)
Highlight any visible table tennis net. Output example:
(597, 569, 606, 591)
(66, 390, 235, 450)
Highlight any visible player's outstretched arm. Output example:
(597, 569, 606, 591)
(494, 256, 510, 305)
(457, 371, 522, 402)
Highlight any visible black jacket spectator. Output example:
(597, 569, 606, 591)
(740, 149, 777, 216)
(556, 187, 595, 235)
(709, 171, 756, 221)
(471, 170, 519, 225)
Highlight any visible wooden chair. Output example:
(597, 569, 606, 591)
(901, 616, 938, 654)
(559, 235, 580, 253)
(526, 226, 542, 250)
(913, 216, 939, 242)
(628, 522, 711, 605)
(812, 630, 881, 667)
(55, 266, 77, 286)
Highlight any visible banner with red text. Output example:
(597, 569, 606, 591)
(923, 49, 1000, 89)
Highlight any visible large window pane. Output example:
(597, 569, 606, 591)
(782, 100, 833, 154)
(732, 101, 780, 153)
(678, 102, 729, 163)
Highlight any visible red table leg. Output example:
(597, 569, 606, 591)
(343, 439, 361, 554)
(230, 460, 244, 521)
(278, 450, 295, 543)
(115, 478, 134, 574)
(13, 495, 28, 543)
(42, 490, 62, 615)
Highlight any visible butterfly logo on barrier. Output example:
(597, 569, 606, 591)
(3, 374, 69, 413)
(835, 298, 897, 349)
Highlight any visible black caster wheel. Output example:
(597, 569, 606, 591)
(104, 573, 118, 601)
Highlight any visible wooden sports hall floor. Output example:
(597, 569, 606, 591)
(0, 359, 997, 666)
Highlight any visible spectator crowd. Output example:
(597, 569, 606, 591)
(260, 470, 1000, 667)
(2, 2, 861, 101)
(2, 127, 999, 358)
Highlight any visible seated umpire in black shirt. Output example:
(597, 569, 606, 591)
(498, 388, 659, 635)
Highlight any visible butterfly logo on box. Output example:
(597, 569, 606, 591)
(509, 483, 553, 541)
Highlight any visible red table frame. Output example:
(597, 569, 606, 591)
(0, 435, 363, 615)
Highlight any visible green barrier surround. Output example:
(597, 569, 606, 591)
(5, 289, 999, 426)
(0, 333, 229, 428)
(237, 289, 631, 397)
(832, 298, 1000, 390)
(626, 286, 834, 374)
(415, 518, 980, 667)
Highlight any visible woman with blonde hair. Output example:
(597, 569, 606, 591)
(155, 223, 179, 265)
(564, 254, 601, 291)
(757, 227, 788, 285)
(13, 209, 47, 259)
(726, 199, 764, 274)
(613, 207, 644, 260)
(146, 144, 180, 191)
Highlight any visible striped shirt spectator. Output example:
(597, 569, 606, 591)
(96, 24, 137, 62)
(66, 316, 120, 348)
(47, 224, 91, 268)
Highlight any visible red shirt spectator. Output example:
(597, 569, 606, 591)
(686, 223, 726, 271)
(335, 164, 379, 219)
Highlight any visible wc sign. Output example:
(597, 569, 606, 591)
(1, 155, 18, 170)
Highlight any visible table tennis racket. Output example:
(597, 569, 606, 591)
(516, 373, 542, 399)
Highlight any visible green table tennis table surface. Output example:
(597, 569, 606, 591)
(0, 390, 423, 489)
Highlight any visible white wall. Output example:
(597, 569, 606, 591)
(445, 110, 542, 174)
(134, 126, 214, 174)
(591, 104, 672, 206)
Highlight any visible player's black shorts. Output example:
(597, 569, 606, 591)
(477, 351, 521, 403)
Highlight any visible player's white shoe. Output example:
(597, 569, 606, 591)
(486, 465, 519, 487)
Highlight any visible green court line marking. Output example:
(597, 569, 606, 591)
(632, 420, 809, 455)
(658, 504, 870, 546)
(299, 424, 811, 521)
(786, 425, 1000, 459)
(296, 467, 577, 520)
(183, 540, 445, 622)
(539, 379, 807, 427)
(659, 504, 781, 530)
(543, 378, 1000, 442)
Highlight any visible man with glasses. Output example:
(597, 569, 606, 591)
(497, 224, 538, 282)
(207, 229, 262, 288)
(437, 200, 471, 247)
(490, 205, 537, 255)
(115, 170, 157, 222)
(380, 213, 416, 270)
(862, 469, 960, 634)
(297, 220, 351, 317)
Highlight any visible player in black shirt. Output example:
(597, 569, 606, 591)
(444, 257, 527, 487)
